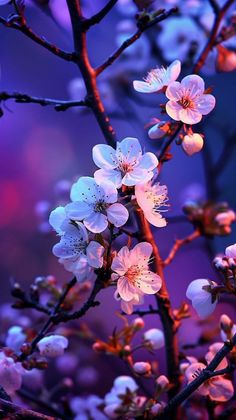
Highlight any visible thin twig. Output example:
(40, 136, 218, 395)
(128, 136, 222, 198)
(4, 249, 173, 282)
(0, 397, 57, 420)
(0, 16, 75, 61)
(160, 334, 236, 418)
(0, 92, 87, 111)
(95, 7, 178, 75)
(163, 230, 201, 267)
(208, 0, 220, 14)
(86, 0, 118, 28)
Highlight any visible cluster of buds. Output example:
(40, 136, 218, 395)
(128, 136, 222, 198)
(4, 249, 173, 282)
(183, 201, 236, 236)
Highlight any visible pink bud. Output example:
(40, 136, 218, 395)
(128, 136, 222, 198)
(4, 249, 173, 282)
(133, 361, 151, 375)
(182, 133, 204, 156)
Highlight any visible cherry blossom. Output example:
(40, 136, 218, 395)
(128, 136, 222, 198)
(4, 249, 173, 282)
(37, 335, 68, 357)
(225, 243, 236, 258)
(66, 177, 129, 233)
(156, 375, 169, 390)
(104, 376, 139, 418)
(133, 60, 181, 93)
(70, 395, 106, 420)
(186, 279, 218, 318)
(220, 314, 236, 341)
(115, 289, 144, 315)
(49, 213, 104, 278)
(143, 328, 165, 350)
(93, 137, 158, 188)
(182, 133, 204, 156)
(166, 75, 216, 124)
(135, 182, 169, 227)
(0, 352, 23, 394)
(185, 362, 234, 402)
(112, 243, 162, 304)
(205, 342, 228, 370)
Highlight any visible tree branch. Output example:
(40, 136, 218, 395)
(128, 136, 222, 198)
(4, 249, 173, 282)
(208, 0, 220, 14)
(0, 397, 57, 420)
(95, 7, 178, 76)
(0, 16, 75, 62)
(86, 0, 118, 28)
(163, 230, 201, 267)
(0, 92, 88, 111)
(160, 334, 236, 418)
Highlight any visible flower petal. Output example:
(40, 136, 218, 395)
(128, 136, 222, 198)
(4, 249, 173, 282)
(166, 81, 183, 101)
(70, 177, 99, 203)
(138, 152, 159, 171)
(116, 137, 142, 162)
(86, 241, 104, 268)
(166, 100, 182, 121)
(181, 74, 205, 98)
(111, 246, 131, 275)
(117, 276, 136, 301)
(122, 168, 154, 186)
(49, 206, 67, 235)
(99, 181, 118, 203)
(208, 377, 234, 402)
(65, 201, 92, 220)
(179, 107, 202, 124)
(84, 212, 108, 233)
(92, 144, 117, 169)
(94, 169, 122, 189)
(136, 271, 162, 294)
(167, 60, 181, 82)
(196, 94, 216, 115)
(133, 80, 161, 93)
(131, 242, 153, 263)
(106, 203, 129, 227)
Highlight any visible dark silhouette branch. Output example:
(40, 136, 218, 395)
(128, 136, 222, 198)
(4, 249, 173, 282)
(86, 0, 118, 28)
(95, 7, 178, 76)
(0, 92, 88, 111)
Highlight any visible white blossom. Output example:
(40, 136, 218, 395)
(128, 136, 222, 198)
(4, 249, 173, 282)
(6, 326, 26, 352)
(93, 137, 158, 188)
(166, 75, 216, 124)
(71, 395, 106, 420)
(0, 352, 23, 394)
(186, 279, 218, 318)
(143, 328, 165, 350)
(66, 177, 129, 233)
(133, 60, 181, 93)
(37, 335, 68, 357)
(225, 243, 236, 258)
(135, 182, 169, 227)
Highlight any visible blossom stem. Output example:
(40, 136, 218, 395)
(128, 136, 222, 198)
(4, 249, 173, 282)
(0, 92, 88, 111)
(0, 396, 57, 420)
(163, 230, 201, 267)
(95, 8, 178, 76)
(159, 334, 236, 418)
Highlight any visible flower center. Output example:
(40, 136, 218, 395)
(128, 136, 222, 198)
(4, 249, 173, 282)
(94, 200, 108, 213)
(126, 265, 141, 284)
(178, 96, 195, 109)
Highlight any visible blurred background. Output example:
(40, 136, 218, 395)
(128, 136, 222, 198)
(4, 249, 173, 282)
(0, 0, 236, 401)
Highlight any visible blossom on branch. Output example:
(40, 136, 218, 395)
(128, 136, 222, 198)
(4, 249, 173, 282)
(135, 181, 169, 227)
(112, 243, 162, 310)
(66, 177, 129, 233)
(0, 352, 23, 394)
(37, 335, 68, 357)
(133, 60, 181, 93)
(166, 75, 216, 124)
(143, 328, 165, 350)
(181, 132, 204, 156)
(93, 137, 158, 188)
(186, 279, 218, 318)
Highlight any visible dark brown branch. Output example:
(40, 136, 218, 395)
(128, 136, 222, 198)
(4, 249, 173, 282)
(95, 7, 178, 76)
(163, 230, 201, 267)
(0, 92, 87, 111)
(193, 0, 236, 73)
(160, 334, 236, 418)
(158, 123, 183, 162)
(128, 305, 160, 317)
(66, 0, 116, 147)
(0, 397, 57, 420)
(86, 0, 118, 28)
(18, 388, 68, 420)
(0, 16, 75, 61)
(208, 0, 220, 14)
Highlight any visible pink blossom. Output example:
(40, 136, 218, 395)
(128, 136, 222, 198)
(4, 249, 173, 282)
(166, 75, 216, 124)
(133, 60, 181, 93)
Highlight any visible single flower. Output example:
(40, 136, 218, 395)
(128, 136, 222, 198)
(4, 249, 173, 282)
(37, 335, 68, 357)
(0, 352, 23, 394)
(166, 75, 216, 124)
(133, 60, 181, 93)
(66, 177, 128, 233)
(52, 222, 105, 276)
(186, 279, 218, 318)
(143, 328, 164, 350)
(135, 181, 169, 227)
(112, 242, 162, 302)
(185, 362, 234, 402)
(93, 137, 158, 188)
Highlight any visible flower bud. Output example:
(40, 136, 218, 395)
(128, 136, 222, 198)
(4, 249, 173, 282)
(133, 361, 151, 375)
(148, 122, 169, 139)
(215, 211, 236, 226)
(6, 326, 26, 353)
(143, 328, 164, 350)
(216, 45, 236, 72)
(225, 243, 236, 259)
(186, 279, 218, 318)
(182, 133, 204, 156)
(132, 317, 145, 330)
(37, 335, 68, 357)
(151, 403, 163, 415)
(220, 314, 233, 333)
(92, 342, 107, 353)
(156, 375, 169, 390)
